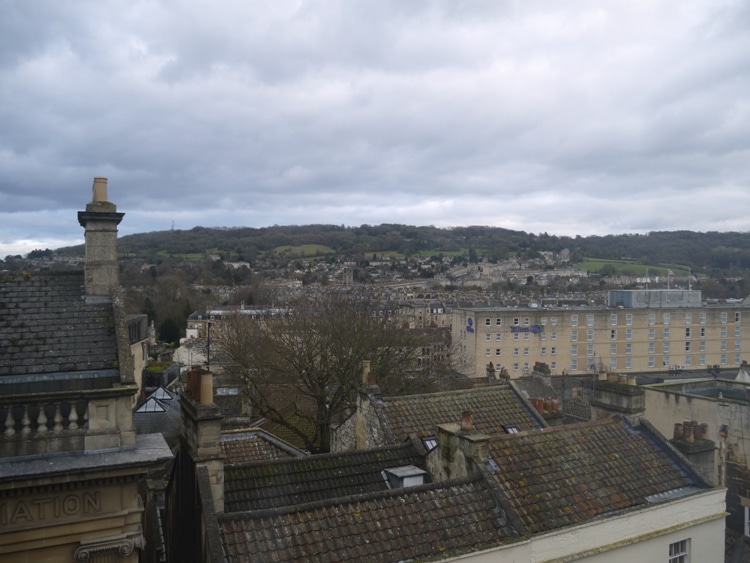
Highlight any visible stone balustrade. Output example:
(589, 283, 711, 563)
(2, 399, 89, 438)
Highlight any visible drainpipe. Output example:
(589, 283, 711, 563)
(718, 425, 728, 487)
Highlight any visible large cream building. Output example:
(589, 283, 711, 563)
(453, 289, 750, 378)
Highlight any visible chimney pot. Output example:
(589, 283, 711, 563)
(460, 410, 473, 433)
(92, 177, 108, 202)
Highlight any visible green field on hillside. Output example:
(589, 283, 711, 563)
(272, 244, 335, 257)
(576, 258, 686, 276)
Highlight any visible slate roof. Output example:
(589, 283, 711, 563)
(0, 271, 118, 378)
(133, 388, 182, 446)
(224, 441, 426, 512)
(373, 384, 545, 443)
(219, 473, 519, 563)
(486, 418, 708, 535)
(221, 429, 306, 465)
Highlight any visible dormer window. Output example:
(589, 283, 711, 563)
(503, 424, 520, 434)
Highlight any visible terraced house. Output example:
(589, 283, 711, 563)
(453, 289, 750, 378)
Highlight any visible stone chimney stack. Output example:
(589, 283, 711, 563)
(78, 177, 124, 303)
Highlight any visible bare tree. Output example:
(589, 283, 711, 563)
(216, 292, 442, 452)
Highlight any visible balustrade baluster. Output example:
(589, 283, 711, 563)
(68, 402, 79, 430)
(37, 406, 48, 433)
(20, 406, 31, 435)
(4, 407, 15, 436)
(81, 402, 89, 430)
(53, 404, 63, 432)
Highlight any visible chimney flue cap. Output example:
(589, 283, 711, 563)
(92, 177, 108, 202)
(460, 410, 473, 433)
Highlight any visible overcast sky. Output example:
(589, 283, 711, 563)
(1, 0, 749, 257)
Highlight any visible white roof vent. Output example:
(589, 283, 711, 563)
(382, 465, 428, 488)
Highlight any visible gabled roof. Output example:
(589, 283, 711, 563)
(486, 418, 708, 535)
(224, 440, 426, 512)
(219, 473, 520, 563)
(0, 272, 119, 379)
(220, 429, 306, 465)
(372, 384, 545, 443)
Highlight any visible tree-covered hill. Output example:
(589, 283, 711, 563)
(53, 224, 750, 275)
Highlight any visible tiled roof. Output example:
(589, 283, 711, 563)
(487, 418, 706, 535)
(224, 441, 426, 512)
(221, 430, 304, 465)
(0, 272, 118, 377)
(220, 474, 519, 563)
(374, 385, 545, 442)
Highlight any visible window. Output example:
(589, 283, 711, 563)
(735, 326, 742, 337)
(496, 333, 502, 341)
(587, 314, 594, 327)
(485, 349, 491, 357)
(587, 344, 594, 356)
(625, 343, 632, 354)
(610, 358, 617, 370)
(541, 347, 547, 355)
(503, 424, 520, 434)
(663, 342, 671, 353)
(721, 340, 727, 351)
(513, 333, 519, 341)
(699, 341, 706, 352)
(571, 330, 578, 341)
(700, 327, 706, 337)
(524, 332, 530, 341)
(649, 356, 655, 368)
(523, 347, 529, 356)
(663, 328, 670, 339)
(571, 359, 578, 371)
(721, 354, 727, 365)
(685, 327, 692, 338)
(524, 317, 530, 326)
(722, 326, 728, 338)
(571, 344, 578, 356)
(699, 355, 706, 366)
(610, 329, 617, 340)
(626, 328, 632, 340)
(513, 363, 519, 371)
(736, 353, 742, 364)
(685, 355, 692, 366)
(626, 314, 633, 326)
(513, 317, 520, 326)
(685, 342, 691, 352)
(522, 362, 529, 371)
(513, 348, 519, 356)
(700, 312, 706, 324)
(736, 312, 742, 322)
(541, 332, 547, 341)
(551, 331, 557, 340)
(550, 362, 557, 370)
(663, 313, 671, 325)
(625, 357, 632, 368)
(541, 317, 547, 325)
(496, 318, 502, 326)
(669, 539, 690, 563)
(551, 347, 557, 355)
(495, 349, 502, 356)
(649, 313, 656, 325)
(649, 342, 656, 354)
(649, 327, 656, 339)
(551, 317, 558, 326)
(485, 318, 491, 326)
(610, 343, 617, 355)
(721, 312, 728, 324)
(571, 315, 578, 327)
(685, 313, 692, 324)
(610, 314, 618, 326)
(663, 355, 670, 366)
(587, 329, 594, 341)
(485, 333, 491, 341)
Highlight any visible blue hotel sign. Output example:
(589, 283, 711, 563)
(511, 325, 542, 334)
